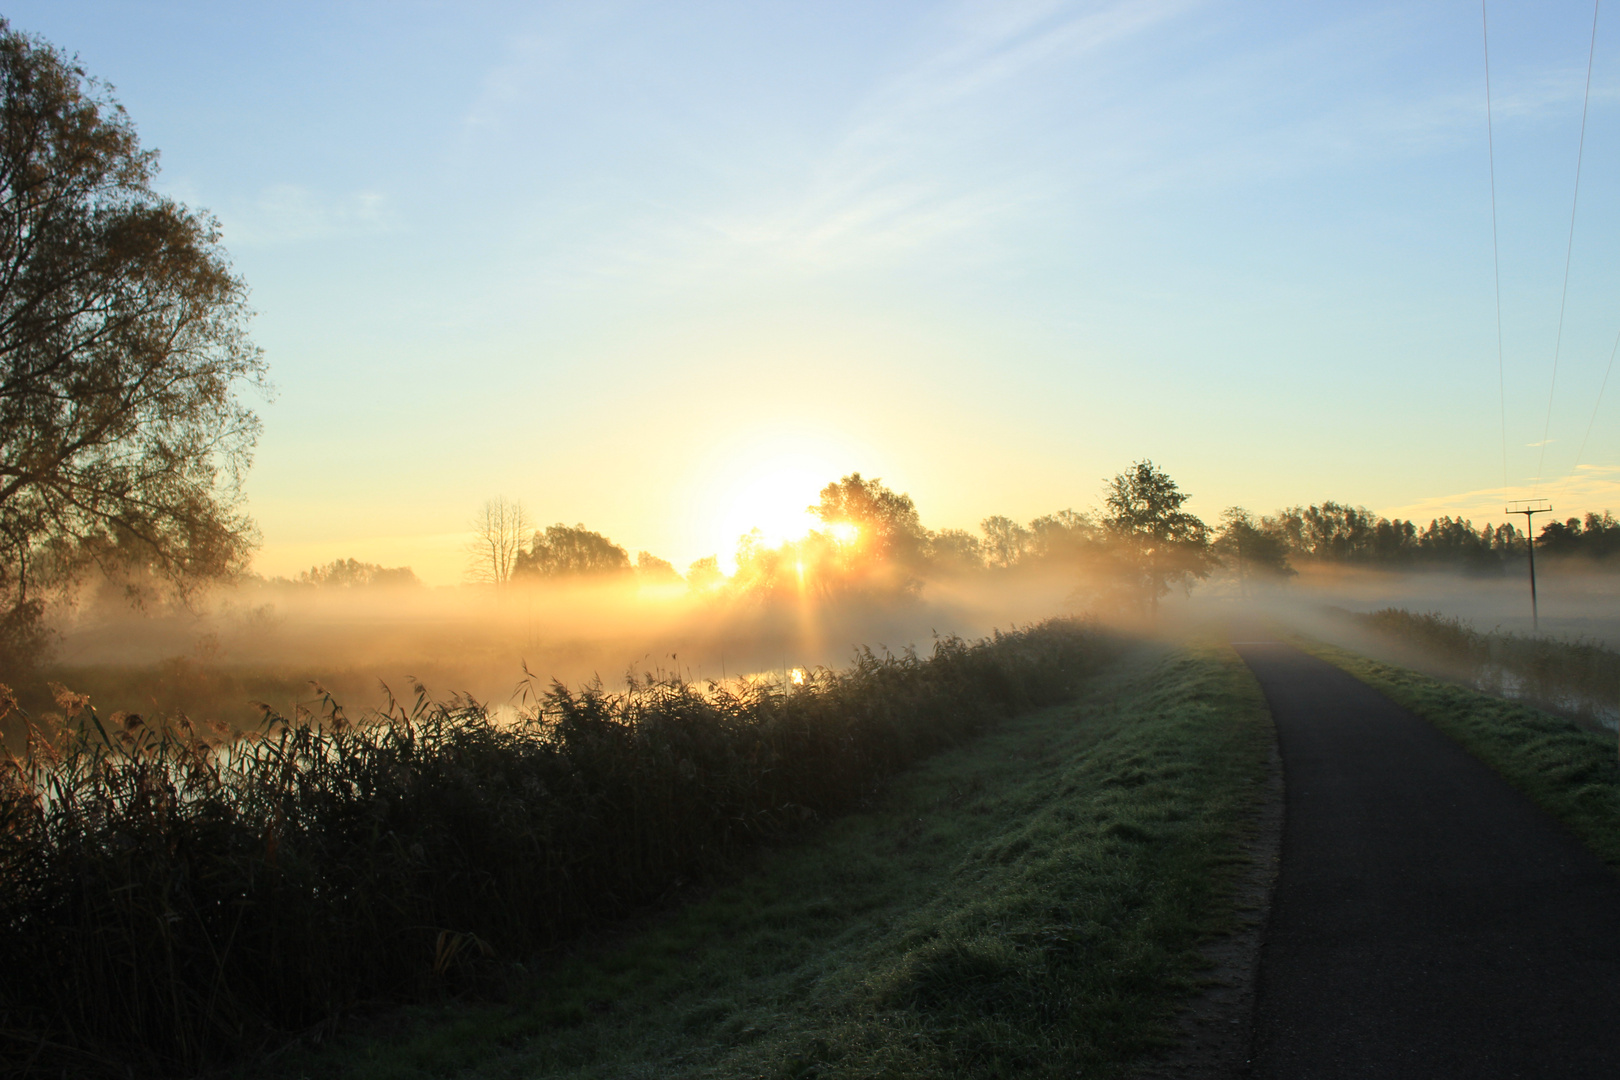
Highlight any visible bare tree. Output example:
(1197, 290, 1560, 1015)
(466, 497, 530, 586)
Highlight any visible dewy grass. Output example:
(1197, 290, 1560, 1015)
(1346, 607, 1620, 731)
(0, 620, 1114, 1077)
(1297, 636, 1620, 869)
(257, 639, 1274, 1080)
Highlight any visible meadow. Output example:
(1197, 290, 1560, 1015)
(247, 638, 1275, 1080)
(0, 618, 1113, 1077)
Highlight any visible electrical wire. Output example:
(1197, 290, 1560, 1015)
(1536, 0, 1602, 492)
(1483, 0, 1508, 495)
(1571, 326, 1620, 474)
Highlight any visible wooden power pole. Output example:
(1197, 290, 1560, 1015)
(1507, 499, 1552, 630)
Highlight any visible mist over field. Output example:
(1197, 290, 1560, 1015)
(31, 487, 1620, 739)
(44, 567, 1080, 719)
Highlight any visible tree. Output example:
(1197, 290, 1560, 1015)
(1213, 507, 1294, 595)
(1026, 509, 1096, 563)
(0, 22, 267, 665)
(295, 558, 420, 588)
(1103, 460, 1210, 613)
(634, 550, 681, 583)
(927, 528, 984, 570)
(810, 473, 928, 591)
(512, 523, 631, 579)
(980, 515, 1031, 569)
(466, 497, 529, 585)
(685, 555, 723, 590)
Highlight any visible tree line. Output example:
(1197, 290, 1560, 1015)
(464, 471, 1620, 612)
(463, 463, 1212, 614)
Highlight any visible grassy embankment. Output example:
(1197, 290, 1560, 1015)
(1343, 607, 1620, 732)
(3, 620, 1118, 1076)
(1296, 627, 1620, 869)
(255, 639, 1274, 1080)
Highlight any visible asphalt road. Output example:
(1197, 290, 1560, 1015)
(1233, 640, 1620, 1079)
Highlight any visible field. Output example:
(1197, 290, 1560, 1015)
(247, 638, 1275, 1080)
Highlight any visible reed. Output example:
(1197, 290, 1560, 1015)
(0, 618, 1112, 1077)
(1355, 608, 1620, 730)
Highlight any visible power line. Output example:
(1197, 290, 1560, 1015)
(1483, 0, 1508, 494)
(1536, 0, 1602, 492)
(1571, 326, 1620, 472)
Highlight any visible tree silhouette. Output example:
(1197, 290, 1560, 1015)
(1213, 507, 1294, 595)
(1103, 461, 1210, 613)
(513, 523, 632, 579)
(810, 473, 927, 591)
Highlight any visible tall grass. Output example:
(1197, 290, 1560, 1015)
(1353, 608, 1620, 731)
(0, 618, 1113, 1077)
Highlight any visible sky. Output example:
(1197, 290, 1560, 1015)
(12, 0, 1620, 584)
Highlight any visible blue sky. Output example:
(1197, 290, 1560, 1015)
(14, 1, 1620, 581)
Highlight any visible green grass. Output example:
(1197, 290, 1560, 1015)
(1297, 636, 1620, 869)
(1340, 607, 1620, 732)
(254, 639, 1274, 1080)
(2, 621, 1112, 1077)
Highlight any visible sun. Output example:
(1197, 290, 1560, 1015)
(687, 422, 878, 572)
(715, 462, 830, 563)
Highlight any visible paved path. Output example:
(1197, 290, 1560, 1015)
(1233, 641, 1620, 1079)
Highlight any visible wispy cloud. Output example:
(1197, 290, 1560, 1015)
(1384, 463, 1620, 525)
(219, 184, 394, 247)
(461, 33, 555, 136)
(635, 0, 1198, 276)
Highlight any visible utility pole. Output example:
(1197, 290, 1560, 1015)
(1506, 499, 1552, 630)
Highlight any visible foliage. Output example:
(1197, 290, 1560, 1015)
(805, 473, 929, 593)
(295, 558, 419, 588)
(633, 550, 680, 584)
(1258, 502, 1520, 573)
(980, 514, 1031, 569)
(1212, 507, 1294, 591)
(259, 640, 1273, 1080)
(685, 554, 723, 589)
(0, 619, 1113, 1076)
(1536, 512, 1620, 561)
(1026, 508, 1098, 561)
(1103, 460, 1210, 611)
(727, 475, 941, 600)
(811, 474, 927, 566)
(927, 526, 985, 570)
(0, 21, 266, 650)
(513, 522, 632, 580)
